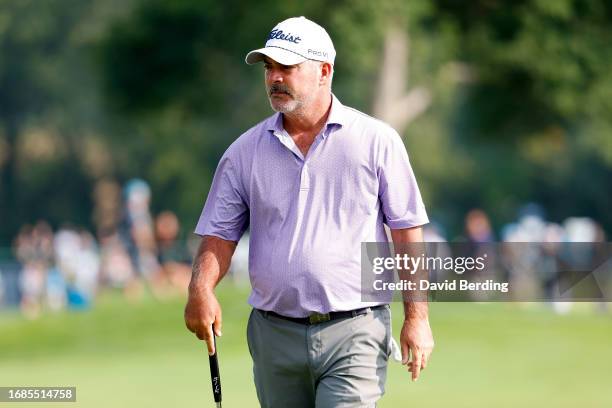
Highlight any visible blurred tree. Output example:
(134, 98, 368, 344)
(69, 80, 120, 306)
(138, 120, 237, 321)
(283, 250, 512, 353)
(0, 0, 133, 245)
(430, 0, 612, 232)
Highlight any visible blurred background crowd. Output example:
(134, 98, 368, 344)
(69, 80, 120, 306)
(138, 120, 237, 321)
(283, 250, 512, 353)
(1, 185, 608, 317)
(1, 1, 612, 317)
(0, 178, 197, 317)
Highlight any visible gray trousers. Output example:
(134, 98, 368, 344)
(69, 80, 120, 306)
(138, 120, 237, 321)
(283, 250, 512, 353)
(246, 305, 392, 408)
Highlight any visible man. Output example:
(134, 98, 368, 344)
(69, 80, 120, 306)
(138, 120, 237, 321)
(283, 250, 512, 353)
(185, 16, 434, 407)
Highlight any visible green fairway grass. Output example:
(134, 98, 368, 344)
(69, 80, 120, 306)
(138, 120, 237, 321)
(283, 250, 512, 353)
(1, 283, 611, 407)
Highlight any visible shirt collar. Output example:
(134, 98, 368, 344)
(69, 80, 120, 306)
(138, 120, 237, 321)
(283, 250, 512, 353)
(266, 93, 346, 136)
(326, 93, 346, 128)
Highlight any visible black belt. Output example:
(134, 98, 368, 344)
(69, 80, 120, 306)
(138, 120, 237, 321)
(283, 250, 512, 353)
(259, 305, 386, 325)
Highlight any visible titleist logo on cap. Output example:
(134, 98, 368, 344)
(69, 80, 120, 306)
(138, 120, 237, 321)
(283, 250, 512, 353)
(268, 29, 301, 44)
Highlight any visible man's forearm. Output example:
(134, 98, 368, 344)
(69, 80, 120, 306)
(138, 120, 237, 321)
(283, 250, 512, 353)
(188, 235, 237, 294)
(389, 226, 429, 320)
(404, 298, 429, 320)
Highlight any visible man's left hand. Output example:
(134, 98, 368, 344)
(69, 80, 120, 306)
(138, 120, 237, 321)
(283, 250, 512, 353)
(400, 316, 434, 381)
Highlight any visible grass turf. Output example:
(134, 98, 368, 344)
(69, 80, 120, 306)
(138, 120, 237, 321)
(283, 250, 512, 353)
(0, 283, 611, 407)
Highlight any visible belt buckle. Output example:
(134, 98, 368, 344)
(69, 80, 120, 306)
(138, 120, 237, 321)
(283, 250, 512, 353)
(308, 312, 331, 324)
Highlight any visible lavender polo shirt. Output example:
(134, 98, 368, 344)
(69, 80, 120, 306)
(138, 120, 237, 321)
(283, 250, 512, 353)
(195, 95, 428, 317)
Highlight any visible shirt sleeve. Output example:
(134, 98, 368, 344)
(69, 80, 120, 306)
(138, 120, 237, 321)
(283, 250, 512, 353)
(377, 129, 429, 229)
(194, 153, 249, 241)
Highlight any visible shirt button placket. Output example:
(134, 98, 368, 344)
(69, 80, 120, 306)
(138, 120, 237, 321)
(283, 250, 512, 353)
(294, 132, 323, 231)
(300, 163, 310, 191)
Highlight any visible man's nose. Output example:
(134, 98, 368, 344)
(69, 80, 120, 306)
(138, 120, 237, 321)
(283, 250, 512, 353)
(267, 68, 283, 83)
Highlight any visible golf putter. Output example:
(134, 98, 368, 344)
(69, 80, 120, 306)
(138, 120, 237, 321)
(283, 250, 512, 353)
(208, 327, 222, 408)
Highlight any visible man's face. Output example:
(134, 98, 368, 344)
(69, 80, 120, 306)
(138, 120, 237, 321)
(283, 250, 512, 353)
(264, 57, 320, 114)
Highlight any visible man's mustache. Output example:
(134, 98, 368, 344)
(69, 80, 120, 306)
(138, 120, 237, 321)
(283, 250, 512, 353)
(268, 84, 293, 96)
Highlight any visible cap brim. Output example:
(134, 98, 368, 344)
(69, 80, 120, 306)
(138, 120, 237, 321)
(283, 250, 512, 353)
(245, 47, 308, 66)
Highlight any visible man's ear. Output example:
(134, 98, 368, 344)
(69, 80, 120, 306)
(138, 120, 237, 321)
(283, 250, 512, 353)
(319, 62, 332, 85)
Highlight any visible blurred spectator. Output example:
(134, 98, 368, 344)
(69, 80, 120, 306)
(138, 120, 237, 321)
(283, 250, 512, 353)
(539, 223, 565, 304)
(53, 227, 80, 309)
(119, 179, 160, 299)
(99, 232, 135, 290)
(501, 210, 548, 301)
(46, 265, 66, 312)
(14, 221, 54, 318)
(54, 228, 100, 310)
(152, 210, 191, 296)
(75, 230, 101, 304)
(465, 209, 494, 243)
(463, 209, 495, 300)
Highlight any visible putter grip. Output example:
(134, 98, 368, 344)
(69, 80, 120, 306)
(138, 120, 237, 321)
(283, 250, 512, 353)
(209, 335, 222, 403)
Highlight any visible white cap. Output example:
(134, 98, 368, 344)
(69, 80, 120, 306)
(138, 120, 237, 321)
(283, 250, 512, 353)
(245, 16, 335, 66)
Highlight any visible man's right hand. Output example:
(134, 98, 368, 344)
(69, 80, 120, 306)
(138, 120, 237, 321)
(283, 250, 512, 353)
(184, 288, 222, 355)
